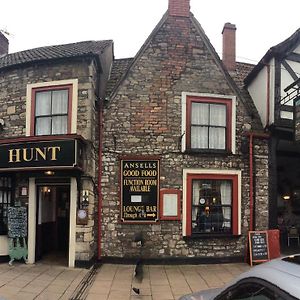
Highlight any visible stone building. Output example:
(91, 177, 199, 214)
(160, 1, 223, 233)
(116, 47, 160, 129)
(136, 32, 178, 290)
(101, 0, 269, 262)
(0, 32, 113, 267)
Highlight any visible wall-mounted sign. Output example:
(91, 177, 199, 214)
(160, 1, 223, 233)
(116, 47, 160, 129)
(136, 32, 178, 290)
(295, 98, 300, 142)
(0, 139, 82, 171)
(121, 159, 159, 223)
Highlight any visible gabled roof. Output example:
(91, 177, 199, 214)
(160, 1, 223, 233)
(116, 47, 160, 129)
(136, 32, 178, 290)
(245, 28, 300, 86)
(0, 40, 113, 71)
(106, 11, 262, 130)
(106, 58, 134, 97)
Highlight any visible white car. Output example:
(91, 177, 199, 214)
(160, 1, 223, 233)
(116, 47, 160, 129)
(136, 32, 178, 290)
(179, 255, 300, 299)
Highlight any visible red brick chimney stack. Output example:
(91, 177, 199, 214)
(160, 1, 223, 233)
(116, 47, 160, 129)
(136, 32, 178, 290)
(0, 31, 9, 56)
(222, 23, 236, 71)
(168, 0, 190, 17)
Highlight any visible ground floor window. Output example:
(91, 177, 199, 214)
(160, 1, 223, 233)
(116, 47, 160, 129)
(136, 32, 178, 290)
(183, 170, 241, 236)
(0, 177, 14, 234)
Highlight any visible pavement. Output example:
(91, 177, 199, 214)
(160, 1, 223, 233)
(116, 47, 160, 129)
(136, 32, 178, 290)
(0, 261, 251, 300)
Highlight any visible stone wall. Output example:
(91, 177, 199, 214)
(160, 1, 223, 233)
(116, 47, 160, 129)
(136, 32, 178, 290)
(101, 15, 269, 260)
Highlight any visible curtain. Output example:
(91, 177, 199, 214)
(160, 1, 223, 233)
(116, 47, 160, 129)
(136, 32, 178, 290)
(35, 89, 68, 135)
(220, 181, 232, 228)
(52, 90, 68, 114)
(209, 104, 226, 149)
(191, 102, 226, 150)
(36, 117, 51, 135)
(52, 116, 67, 134)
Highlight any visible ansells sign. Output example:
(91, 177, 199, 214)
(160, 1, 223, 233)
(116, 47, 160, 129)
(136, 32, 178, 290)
(121, 159, 159, 223)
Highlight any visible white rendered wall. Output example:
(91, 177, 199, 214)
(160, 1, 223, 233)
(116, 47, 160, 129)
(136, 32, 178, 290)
(247, 58, 275, 128)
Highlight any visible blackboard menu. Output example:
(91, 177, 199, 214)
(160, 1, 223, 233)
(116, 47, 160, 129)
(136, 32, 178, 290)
(121, 159, 159, 223)
(8, 207, 27, 238)
(248, 231, 269, 266)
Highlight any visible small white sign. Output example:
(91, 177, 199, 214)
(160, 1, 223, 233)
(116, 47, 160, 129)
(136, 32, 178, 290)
(163, 194, 177, 216)
(131, 195, 142, 203)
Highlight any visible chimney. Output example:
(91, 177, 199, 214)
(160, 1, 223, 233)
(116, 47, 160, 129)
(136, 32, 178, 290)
(168, 0, 190, 17)
(0, 31, 9, 56)
(222, 23, 236, 71)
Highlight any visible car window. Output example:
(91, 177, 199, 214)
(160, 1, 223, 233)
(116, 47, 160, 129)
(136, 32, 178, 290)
(217, 282, 286, 300)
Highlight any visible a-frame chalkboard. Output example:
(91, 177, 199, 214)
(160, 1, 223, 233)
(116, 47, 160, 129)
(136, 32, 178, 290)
(248, 230, 270, 266)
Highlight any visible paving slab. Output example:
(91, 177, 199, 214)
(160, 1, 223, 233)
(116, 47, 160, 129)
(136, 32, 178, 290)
(0, 261, 250, 300)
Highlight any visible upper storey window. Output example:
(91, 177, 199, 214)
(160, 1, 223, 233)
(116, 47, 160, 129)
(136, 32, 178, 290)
(182, 93, 236, 154)
(34, 86, 71, 135)
(26, 80, 78, 137)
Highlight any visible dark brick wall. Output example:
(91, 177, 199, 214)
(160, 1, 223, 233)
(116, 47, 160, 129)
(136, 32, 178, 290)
(102, 15, 269, 260)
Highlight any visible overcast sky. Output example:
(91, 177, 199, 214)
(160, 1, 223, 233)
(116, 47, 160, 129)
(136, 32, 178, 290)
(1, 0, 299, 64)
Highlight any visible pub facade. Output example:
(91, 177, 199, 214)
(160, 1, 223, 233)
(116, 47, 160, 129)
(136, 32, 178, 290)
(0, 37, 113, 267)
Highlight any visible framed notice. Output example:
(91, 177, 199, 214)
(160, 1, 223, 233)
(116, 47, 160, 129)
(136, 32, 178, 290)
(160, 189, 181, 220)
(248, 230, 270, 266)
(120, 158, 159, 223)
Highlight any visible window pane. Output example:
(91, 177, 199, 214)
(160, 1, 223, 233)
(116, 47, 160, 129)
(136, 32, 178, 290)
(192, 179, 232, 234)
(191, 102, 209, 125)
(209, 127, 226, 149)
(36, 117, 51, 135)
(52, 90, 68, 114)
(36, 91, 51, 116)
(191, 126, 208, 149)
(52, 116, 67, 134)
(210, 104, 226, 126)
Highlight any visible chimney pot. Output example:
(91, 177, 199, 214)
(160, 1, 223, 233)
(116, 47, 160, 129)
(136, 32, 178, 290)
(168, 0, 190, 17)
(222, 22, 236, 71)
(0, 31, 9, 56)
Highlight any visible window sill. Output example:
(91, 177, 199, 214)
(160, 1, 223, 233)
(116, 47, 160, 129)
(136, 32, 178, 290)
(184, 149, 233, 156)
(184, 233, 241, 239)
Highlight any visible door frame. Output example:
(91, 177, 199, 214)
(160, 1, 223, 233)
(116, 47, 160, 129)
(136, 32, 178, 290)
(27, 177, 77, 267)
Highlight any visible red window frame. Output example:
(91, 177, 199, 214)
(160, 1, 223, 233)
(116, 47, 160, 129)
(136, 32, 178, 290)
(186, 96, 232, 152)
(30, 85, 73, 136)
(159, 189, 181, 220)
(185, 173, 239, 236)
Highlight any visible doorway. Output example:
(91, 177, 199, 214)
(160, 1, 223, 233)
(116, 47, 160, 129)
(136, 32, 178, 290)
(36, 184, 70, 265)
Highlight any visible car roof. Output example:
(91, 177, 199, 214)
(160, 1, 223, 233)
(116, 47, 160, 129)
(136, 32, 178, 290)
(225, 255, 300, 298)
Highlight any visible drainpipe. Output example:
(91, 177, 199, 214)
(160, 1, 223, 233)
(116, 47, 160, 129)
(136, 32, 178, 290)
(247, 132, 269, 231)
(98, 98, 103, 260)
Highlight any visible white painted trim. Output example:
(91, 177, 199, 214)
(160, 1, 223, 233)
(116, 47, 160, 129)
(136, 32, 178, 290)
(181, 92, 236, 154)
(28, 177, 36, 264)
(69, 177, 77, 268)
(26, 79, 78, 136)
(0, 236, 8, 255)
(182, 168, 242, 236)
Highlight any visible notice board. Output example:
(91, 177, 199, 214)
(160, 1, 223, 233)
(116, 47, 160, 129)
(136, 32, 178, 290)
(8, 207, 27, 238)
(120, 159, 159, 223)
(248, 230, 270, 266)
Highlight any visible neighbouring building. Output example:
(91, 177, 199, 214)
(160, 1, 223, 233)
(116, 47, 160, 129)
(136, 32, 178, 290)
(0, 31, 113, 267)
(245, 28, 300, 248)
(100, 0, 269, 262)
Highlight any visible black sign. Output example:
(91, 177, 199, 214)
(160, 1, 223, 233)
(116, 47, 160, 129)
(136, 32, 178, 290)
(295, 98, 300, 142)
(8, 207, 27, 238)
(0, 139, 78, 170)
(121, 159, 159, 223)
(248, 231, 269, 265)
